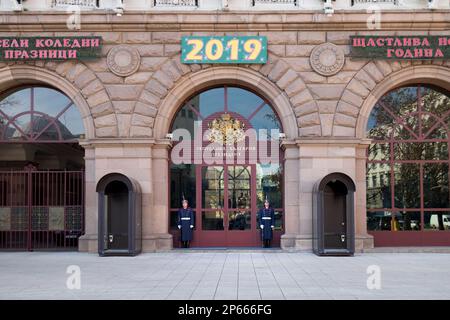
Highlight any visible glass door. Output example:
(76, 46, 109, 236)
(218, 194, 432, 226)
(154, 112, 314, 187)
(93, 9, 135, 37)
(226, 165, 257, 246)
(197, 165, 257, 247)
(198, 165, 226, 246)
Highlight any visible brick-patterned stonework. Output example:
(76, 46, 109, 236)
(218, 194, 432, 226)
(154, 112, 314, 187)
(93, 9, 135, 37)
(1, 15, 449, 141)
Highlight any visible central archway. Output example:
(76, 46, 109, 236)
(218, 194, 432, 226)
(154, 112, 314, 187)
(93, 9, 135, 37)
(168, 85, 285, 248)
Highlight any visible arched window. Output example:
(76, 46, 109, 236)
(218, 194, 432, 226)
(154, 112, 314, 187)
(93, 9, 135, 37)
(366, 85, 450, 241)
(171, 86, 281, 139)
(0, 87, 84, 142)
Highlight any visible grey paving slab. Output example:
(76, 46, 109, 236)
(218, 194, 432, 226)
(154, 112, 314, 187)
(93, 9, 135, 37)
(1, 251, 450, 300)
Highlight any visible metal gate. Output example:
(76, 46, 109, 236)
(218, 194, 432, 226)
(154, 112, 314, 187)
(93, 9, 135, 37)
(0, 165, 84, 251)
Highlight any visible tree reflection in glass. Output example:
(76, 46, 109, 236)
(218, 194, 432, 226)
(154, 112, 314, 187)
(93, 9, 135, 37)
(366, 85, 450, 232)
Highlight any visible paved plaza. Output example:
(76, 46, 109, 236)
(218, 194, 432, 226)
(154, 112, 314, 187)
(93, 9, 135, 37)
(1, 251, 449, 300)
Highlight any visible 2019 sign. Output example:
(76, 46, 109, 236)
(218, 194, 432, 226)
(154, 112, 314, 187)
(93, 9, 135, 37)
(181, 36, 267, 64)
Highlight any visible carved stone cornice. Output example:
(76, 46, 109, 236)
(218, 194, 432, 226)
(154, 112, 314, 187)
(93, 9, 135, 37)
(0, 10, 449, 32)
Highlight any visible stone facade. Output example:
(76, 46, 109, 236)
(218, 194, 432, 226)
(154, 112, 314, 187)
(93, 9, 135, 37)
(1, 10, 450, 252)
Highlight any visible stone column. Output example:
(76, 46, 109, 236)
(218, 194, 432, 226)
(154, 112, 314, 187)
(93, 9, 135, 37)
(280, 140, 301, 249)
(355, 140, 374, 251)
(78, 144, 98, 253)
(142, 139, 173, 251)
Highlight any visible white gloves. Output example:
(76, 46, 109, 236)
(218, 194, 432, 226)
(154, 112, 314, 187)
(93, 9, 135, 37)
(260, 225, 264, 229)
(178, 225, 181, 229)
(190, 225, 194, 229)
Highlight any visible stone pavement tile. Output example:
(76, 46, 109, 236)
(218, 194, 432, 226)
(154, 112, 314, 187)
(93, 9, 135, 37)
(166, 289, 196, 300)
(1, 252, 450, 300)
(143, 293, 168, 300)
(259, 289, 284, 300)
(237, 294, 262, 300)
(280, 287, 305, 296)
(190, 294, 215, 300)
(213, 294, 238, 300)
(197, 282, 219, 288)
(238, 280, 259, 286)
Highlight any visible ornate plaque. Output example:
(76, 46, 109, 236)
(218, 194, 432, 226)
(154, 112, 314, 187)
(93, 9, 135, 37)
(49, 207, 65, 231)
(207, 113, 245, 145)
(0, 208, 11, 231)
(310, 42, 345, 76)
(107, 45, 141, 77)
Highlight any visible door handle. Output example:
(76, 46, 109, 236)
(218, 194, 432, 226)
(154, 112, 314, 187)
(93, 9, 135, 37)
(109, 234, 114, 243)
(341, 234, 346, 242)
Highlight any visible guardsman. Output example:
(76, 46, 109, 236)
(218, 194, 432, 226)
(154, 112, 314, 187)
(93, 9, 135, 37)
(177, 196, 195, 248)
(258, 196, 275, 248)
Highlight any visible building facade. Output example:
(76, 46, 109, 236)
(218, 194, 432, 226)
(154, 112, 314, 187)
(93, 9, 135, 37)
(0, 0, 449, 253)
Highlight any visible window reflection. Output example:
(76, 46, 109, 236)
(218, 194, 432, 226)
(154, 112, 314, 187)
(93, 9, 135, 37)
(366, 163, 391, 209)
(202, 166, 224, 209)
(202, 211, 224, 230)
(423, 163, 449, 209)
(367, 211, 392, 231)
(170, 164, 196, 208)
(424, 212, 450, 231)
(228, 210, 250, 230)
(394, 163, 420, 208)
(256, 163, 282, 208)
(228, 87, 264, 119)
(367, 211, 421, 231)
(0, 87, 84, 142)
(366, 85, 450, 233)
(170, 86, 281, 144)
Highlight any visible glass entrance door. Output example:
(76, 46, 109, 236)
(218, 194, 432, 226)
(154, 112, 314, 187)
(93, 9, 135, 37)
(197, 165, 257, 247)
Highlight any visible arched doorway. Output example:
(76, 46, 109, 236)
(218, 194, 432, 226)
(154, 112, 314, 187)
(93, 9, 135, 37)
(169, 86, 284, 247)
(97, 173, 142, 256)
(366, 84, 450, 246)
(0, 86, 85, 250)
(313, 173, 356, 256)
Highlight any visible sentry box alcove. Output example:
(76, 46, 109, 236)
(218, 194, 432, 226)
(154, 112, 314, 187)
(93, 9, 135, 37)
(313, 173, 355, 256)
(97, 173, 142, 256)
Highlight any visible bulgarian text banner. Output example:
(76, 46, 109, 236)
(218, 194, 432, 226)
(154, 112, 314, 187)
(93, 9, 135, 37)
(350, 36, 450, 60)
(0, 37, 102, 61)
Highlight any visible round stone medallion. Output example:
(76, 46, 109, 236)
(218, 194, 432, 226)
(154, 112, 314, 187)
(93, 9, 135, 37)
(310, 43, 345, 77)
(107, 45, 141, 77)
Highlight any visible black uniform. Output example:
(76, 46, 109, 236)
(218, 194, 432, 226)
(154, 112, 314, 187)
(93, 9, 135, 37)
(177, 207, 195, 248)
(258, 206, 275, 248)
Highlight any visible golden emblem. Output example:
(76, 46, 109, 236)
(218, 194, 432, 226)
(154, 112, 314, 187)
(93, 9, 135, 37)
(207, 113, 245, 145)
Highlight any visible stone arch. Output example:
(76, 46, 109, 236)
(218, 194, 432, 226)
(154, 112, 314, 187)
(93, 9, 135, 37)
(334, 60, 450, 138)
(355, 64, 450, 139)
(137, 53, 319, 139)
(0, 62, 118, 139)
(152, 65, 298, 140)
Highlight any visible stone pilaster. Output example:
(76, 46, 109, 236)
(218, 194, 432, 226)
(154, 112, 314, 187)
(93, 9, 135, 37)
(78, 144, 98, 253)
(142, 139, 173, 252)
(280, 140, 301, 249)
(355, 140, 374, 251)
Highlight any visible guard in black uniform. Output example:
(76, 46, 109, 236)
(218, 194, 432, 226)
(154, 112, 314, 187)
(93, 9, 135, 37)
(258, 197, 275, 248)
(177, 197, 195, 248)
